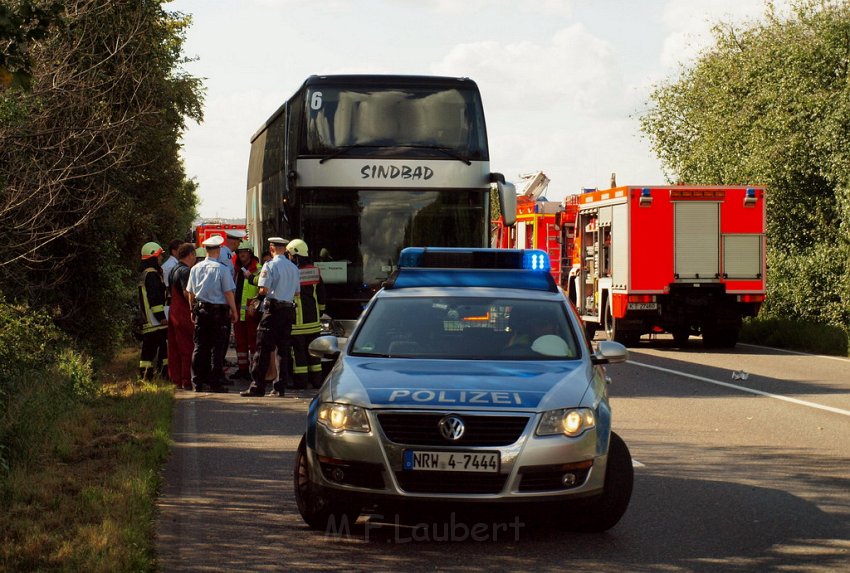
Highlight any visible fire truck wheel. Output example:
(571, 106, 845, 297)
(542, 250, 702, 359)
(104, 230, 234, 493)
(702, 327, 739, 349)
(672, 328, 690, 347)
(604, 301, 638, 346)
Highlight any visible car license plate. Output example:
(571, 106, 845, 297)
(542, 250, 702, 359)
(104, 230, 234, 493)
(627, 302, 658, 310)
(403, 450, 500, 473)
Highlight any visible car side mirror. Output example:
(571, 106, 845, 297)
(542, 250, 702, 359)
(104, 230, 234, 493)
(591, 340, 628, 365)
(309, 335, 341, 360)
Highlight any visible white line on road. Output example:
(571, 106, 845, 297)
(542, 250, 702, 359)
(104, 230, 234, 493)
(738, 343, 850, 363)
(628, 360, 850, 418)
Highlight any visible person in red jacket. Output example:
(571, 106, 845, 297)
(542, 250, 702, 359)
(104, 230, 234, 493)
(230, 241, 261, 380)
(167, 243, 197, 390)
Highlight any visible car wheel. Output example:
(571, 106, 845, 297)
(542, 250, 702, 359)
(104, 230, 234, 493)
(293, 435, 360, 530)
(573, 431, 634, 532)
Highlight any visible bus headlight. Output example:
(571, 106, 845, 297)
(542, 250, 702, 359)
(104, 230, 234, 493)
(537, 408, 596, 437)
(317, 403, 371, 433)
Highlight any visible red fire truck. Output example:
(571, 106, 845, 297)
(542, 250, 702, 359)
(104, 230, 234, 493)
(566, 185, 766, 347)
(495, 180, 767, 348)
(193, 221, 247, 247)
(492, 172, 579, 286)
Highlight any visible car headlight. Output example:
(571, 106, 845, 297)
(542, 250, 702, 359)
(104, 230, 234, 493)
(536, 408, 596, 437)
(317, 403, 371, 433)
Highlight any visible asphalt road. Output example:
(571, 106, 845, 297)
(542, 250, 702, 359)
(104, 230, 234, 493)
(156, 338, 850, 572)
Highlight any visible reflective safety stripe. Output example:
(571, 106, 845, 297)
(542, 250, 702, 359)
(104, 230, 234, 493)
(139, 360, 154, 368)
(293, 365, 308, 374)
(308, 364, 322, 373)
(150, 305, 165, 313)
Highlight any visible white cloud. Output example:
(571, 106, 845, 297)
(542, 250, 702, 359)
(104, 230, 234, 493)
(432, 23, 625, 116)
(415, 0, 572, 17)
(659, 0, 793, 69)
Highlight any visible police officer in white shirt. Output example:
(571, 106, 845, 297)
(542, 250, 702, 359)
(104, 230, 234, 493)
(186, 235, 238, 393)
(241, 237, 300, 397)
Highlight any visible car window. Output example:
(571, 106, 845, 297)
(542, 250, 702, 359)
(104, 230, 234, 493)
(350, 297, 580, 360)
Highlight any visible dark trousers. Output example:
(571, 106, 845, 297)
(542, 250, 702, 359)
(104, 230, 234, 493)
(140, 327, 168, 380)
(251, 305, 294, 392)
(291, 331, 323, 388)
(191, 305, 230, 390)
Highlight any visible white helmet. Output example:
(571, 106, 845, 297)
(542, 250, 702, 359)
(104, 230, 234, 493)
(286, 238, 309, 257)
(531, 335, 570, 357)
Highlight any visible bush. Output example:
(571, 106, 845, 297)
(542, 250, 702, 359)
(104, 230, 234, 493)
(0, 301, 96, 478)
(740, 316, 849, 356)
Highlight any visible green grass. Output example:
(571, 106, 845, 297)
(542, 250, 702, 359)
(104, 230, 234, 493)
(0, 348, 174, 572)
(740, 317, 850, 357)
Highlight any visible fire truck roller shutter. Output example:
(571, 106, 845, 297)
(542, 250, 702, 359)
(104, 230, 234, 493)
(674, 202, 720, 281)
(612, 204, 629, 290)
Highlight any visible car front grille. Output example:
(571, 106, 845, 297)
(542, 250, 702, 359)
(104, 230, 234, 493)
(377, 412, 530, 446)
(395, 471, 507, 494)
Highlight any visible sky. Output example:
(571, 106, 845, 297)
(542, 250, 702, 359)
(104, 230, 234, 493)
(169, 0, 789, 218)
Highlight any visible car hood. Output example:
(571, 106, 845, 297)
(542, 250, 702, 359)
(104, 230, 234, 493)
(327, 357, 591, 411)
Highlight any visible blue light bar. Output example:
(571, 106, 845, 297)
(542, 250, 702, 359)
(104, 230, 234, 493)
(641, 188, 651, 197)
(389, 269, 558, 292)
(746, 188, 756, 198)
(391, 248, 556, 292)
(398, 248, 550, 272)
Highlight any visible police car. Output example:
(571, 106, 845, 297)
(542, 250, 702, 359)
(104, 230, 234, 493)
(295, 248, 633, 532)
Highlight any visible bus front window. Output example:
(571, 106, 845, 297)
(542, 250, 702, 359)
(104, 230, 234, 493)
(304, 87, 488, 160)
(299, 190, 486, 310)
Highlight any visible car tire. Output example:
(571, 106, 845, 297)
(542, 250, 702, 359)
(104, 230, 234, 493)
(573, 431, 634, 533)
(293, 435, 360, 530)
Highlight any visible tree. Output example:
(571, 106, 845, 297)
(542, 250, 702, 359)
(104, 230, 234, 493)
(640, 0, 850, 330)
(0, 0, 204, 357)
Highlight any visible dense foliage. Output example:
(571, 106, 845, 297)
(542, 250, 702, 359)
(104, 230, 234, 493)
(0, 0, 203, 357)
(641, 0, 850, 331)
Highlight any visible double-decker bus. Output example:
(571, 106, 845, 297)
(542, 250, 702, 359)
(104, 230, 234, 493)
(246, 75, 516, 326)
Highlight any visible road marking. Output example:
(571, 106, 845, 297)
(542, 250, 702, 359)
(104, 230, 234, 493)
(738, 343, 850, 363)
(628, 360, 850, 418)
(632, 459, 645, 468)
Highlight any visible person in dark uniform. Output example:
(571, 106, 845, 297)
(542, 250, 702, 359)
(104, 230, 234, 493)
(286, 239, 326, 389)
(186, 235, 237, 393)
(138, 242, 169, 380)
(167, 243, 197, 390)
(241, 237, 300, 397)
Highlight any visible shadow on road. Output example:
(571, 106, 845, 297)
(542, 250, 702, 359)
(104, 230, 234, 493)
(156, 394, 849, 572)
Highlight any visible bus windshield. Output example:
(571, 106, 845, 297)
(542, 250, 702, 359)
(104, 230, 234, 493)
(303, 86, 488, 160)
(299, 189, 486, 311)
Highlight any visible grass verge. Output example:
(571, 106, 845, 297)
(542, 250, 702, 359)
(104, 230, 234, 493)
(0, 348, 174, 572)
(740, 317, 850, 357)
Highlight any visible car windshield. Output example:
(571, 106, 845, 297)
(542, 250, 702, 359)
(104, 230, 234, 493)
(350, 297, 580, 360)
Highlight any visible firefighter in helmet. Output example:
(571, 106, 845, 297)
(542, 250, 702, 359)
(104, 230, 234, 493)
(138, 241, 169, 379)
(286, 239, 326, 389)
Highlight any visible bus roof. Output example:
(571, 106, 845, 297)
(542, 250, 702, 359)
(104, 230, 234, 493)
(250, 75, 479, 144)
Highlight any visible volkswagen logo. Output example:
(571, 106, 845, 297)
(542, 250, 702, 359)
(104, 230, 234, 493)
(439, 415, 465, 441)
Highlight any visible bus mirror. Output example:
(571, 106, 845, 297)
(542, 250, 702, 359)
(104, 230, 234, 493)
(494, 179, 517, 227)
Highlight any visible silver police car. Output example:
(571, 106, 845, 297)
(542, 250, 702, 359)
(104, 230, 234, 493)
(295, 248, 632, 532)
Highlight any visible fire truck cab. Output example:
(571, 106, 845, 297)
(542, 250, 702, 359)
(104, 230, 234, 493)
(566, 186, 766, 348)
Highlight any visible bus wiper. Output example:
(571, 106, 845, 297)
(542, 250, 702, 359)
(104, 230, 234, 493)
(397, 144, 472, 165)
(318, 144, 381, 164)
